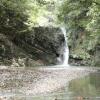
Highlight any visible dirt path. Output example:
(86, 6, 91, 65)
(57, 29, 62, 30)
(0, 66, 98, 99)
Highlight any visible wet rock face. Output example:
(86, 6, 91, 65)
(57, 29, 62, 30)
(33, 27, 64, 55)
(0, 27, 65, 66)
(29, 27, 65, 65)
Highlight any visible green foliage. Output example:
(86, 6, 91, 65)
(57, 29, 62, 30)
(57, 0, 100, 65)
(72, 49, 90, 60)
(0, 0, 99, 66)
(0, 0, 29, 31)
(0, 0, 56, 32)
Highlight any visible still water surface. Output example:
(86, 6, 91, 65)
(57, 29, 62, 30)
(13, 70, 100, 100)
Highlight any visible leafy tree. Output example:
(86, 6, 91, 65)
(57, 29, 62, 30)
(0, 0, 55, 33)
(57, 0, 100, 66)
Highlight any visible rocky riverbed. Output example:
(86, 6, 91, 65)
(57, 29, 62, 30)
(0, 66, 98, 100)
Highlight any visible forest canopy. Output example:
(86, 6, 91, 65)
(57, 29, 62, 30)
(0, 0, 56, 32)
(57, 0, 100, 66)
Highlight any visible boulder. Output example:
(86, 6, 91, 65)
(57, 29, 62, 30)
(0, 27, 65, 66)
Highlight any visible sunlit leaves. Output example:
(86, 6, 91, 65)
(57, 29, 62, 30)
(0, 0, 57, 30)
(57, 0, 100, 63)
(86, 3, 100, 33)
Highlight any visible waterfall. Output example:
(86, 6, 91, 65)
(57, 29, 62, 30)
(61, 27, 69, 66)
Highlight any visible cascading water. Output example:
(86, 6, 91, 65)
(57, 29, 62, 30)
(61, 27, 69, 66)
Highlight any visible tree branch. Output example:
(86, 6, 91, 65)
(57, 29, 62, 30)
(93, 1, 100, 6)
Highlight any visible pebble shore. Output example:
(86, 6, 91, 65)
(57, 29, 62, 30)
(0, 66, 98, 100)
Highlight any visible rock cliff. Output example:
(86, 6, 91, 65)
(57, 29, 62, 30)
(0, 27, 65, 66)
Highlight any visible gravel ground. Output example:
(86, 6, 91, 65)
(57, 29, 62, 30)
(0, 66, 98, 100)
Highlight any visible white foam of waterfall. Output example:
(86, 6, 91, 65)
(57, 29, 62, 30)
(61, 27, 69, 66)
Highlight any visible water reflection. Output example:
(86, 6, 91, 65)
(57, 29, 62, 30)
(32, 71, 100, 100)
(68, 71, 100, 99)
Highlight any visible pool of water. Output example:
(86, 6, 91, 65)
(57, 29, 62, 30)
(5, 70, 100, 100)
